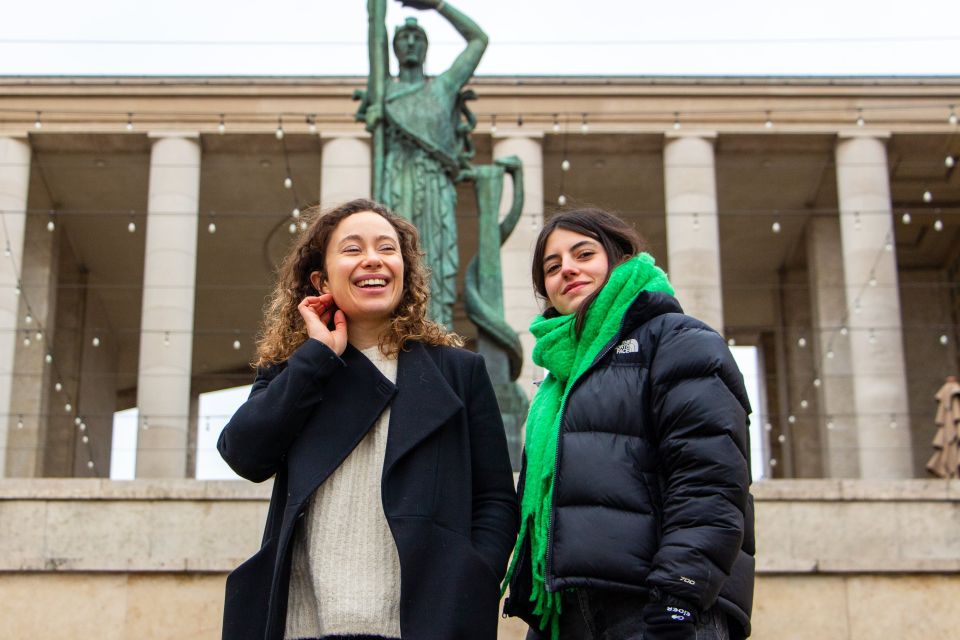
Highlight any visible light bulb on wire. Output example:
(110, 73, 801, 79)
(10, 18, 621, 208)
(934, 218, 944, 232)
(855, 109, 865, 127)
(552, 114, 560, 133)
(275, 118, 285, 140)
(923, 190, 933, 203)
(764, 111, 773, 129)
(34, 111, 42, 129)
(581, 113, 589, 134)
(949, 105, 958, 126)
(218, 114, 226, 134)
(126, 113, 134, 131)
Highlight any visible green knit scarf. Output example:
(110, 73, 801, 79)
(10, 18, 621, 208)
(502, 253, 674, 640)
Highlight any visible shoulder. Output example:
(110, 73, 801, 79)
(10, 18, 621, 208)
(420, 342, 484, 372)
(643, 313, 733, 375)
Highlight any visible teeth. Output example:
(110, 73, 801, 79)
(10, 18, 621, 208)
(357, 278, 387, 288)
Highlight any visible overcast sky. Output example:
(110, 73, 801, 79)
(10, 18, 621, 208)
(1, 0, 958, 76)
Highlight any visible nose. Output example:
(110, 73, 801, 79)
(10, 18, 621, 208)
(361, 250, 383, 267)
(560, 257, 579, 278)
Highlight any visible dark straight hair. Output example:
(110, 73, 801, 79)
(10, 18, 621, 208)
(532, 208, 645, 335)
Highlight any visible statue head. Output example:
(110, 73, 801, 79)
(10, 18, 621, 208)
(393, 17, 428, 67)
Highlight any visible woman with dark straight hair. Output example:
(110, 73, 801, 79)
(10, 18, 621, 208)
(219, 198, 518, 640)
(503, 207, 755, 640)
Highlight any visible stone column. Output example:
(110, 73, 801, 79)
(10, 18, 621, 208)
(135, 134, 201, 478)
(806, 216, 859, 477)
(319, 134, 371, 210)
(493, 133, 544, 401)
(835, 133, 912, 478)
(0, 136, 31, 477)
(663, 132, 724, 333)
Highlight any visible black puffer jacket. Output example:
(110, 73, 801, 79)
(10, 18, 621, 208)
(505, 291, 755, 638)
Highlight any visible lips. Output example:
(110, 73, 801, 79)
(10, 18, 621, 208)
(356, 277, 387, 288)
(562, 281, 589, 295)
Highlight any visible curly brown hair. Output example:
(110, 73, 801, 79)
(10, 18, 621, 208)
(255, 198, 463, 367)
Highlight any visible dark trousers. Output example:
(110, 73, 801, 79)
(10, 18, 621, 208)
(524, 589, 729, 640)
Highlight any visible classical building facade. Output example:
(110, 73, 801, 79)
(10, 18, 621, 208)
(0, 75, 959, 639)
(2, 75, 957, 481)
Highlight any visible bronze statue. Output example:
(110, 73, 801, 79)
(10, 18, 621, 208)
(357, 0, 528, 466)
(357, 0, 486, 327)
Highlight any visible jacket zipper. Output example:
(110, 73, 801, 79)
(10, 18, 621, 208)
(544, 314, 634, 591)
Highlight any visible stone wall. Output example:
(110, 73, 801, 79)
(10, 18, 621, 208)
(1, 479, 958, 639)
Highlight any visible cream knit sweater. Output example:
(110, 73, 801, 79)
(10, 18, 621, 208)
(285, 345, 402, 640)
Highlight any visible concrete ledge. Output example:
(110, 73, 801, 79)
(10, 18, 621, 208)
(1, 478, 958, 574)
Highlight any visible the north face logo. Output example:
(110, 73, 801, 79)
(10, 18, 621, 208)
(616, 338, 639, 354)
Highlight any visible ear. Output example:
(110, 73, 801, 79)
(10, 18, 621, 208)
(309, 270, 328, 294)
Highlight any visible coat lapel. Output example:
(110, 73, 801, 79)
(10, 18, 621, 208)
(383, 342, 464, 477)
(285, 343, 397, 503)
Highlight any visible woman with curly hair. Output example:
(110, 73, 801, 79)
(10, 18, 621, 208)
(218, 198, 519, 640)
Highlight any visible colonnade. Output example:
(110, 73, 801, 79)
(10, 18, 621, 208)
(0, 129, 914, 479)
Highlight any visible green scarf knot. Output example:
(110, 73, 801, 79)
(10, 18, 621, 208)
(502, 253, 673, 640)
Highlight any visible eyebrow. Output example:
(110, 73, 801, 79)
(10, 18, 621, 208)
(337, 234, 398, 246)
(542, 239, 596, 265)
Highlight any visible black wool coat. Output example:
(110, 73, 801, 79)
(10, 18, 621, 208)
(504, 291, 755, 639)
(218, 338, 519, 640)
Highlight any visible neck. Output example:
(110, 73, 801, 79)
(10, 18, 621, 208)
(398, 65, 425, 84)
(347, 317, 390, 351)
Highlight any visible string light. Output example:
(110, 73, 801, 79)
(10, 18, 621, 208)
(125, 113, 134, 131)
(127, 211, 136, 233)
(826, 418, 835, 430)
(813, 377, 821, 388)
(275, 118, 285, 140)
(934, 218, 944, 231)
(46, 211, 55, 232)
(288, 221, 297, 234)
(672, 112, 681, 130)
(517, 114, 524, 127)
(218, 114, 226, 134)
(16, 415, 23, 429)
(490, 114, 497, 134)
(764, 111, 773, 129)
(856, 108, 865, 127)
(45, 353, 52, 363)
(163, 331, 170, 347)
(283, 176, 293, 189)
(923, 190, 932, 203)
(950, 105, 958, 126)
(306, 114, 317, 134)
(941, 334, 950, 345)
(55, 382, 62, 392)
(901, 212, 911, 224)
(207, 211, 217, 234)
(91, 336, 100, 347)
(558, 194, 567, 206)
(840, 325, 848, 336)
(771, 219, 781, 234)
(869, 328, 877, 344)
(24, 313, 32, 324)
(869, 272, 877, 287)
(34, 111, 42, 129)
(4, 242, 10, 257)
(291, 207, 301, 219)
(233, 339, 241, 350)
(797, 337, 807, 348)
(947, 156, 956, 168)
(580, 113, 589, 134)
(727, 337, 736, 346)
(552, 114, 560, 133)
(888, 415, 898, 429)
(561, 159, 570, 172)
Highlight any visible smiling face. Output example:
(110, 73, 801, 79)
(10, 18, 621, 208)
(541, 227, 610, 316)
(313, 211, 405, 327)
